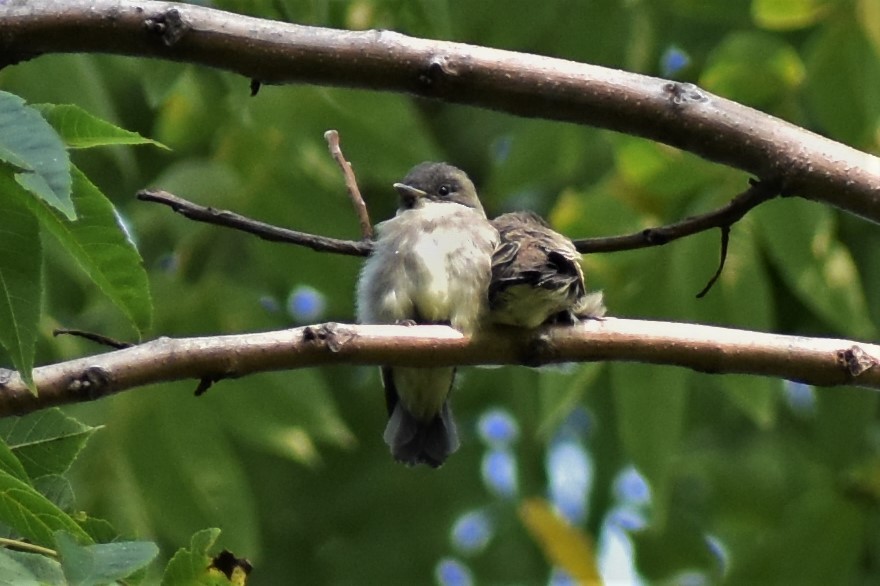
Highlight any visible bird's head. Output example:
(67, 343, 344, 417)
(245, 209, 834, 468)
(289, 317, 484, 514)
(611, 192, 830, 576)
(393, 162, 484, 214)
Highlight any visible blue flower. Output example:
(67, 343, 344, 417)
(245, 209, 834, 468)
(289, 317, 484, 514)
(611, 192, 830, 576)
(286, 285, 326, 323)
(477, 408, 519, 447)
(661, 46, 691, 77)
(481, 448, 518, 498)
(451, 510, 494, 554)
(435, 557, 473, 586)
(547, 440, 592, 524)
(783, 380, 815, 417)
(613, 466, 650, 506)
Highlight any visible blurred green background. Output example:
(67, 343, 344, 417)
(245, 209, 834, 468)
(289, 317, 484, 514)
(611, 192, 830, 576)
(2, 0, 880, 583)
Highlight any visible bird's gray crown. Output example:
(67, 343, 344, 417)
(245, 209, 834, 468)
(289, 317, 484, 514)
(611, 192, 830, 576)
(394, 162, 483, 213)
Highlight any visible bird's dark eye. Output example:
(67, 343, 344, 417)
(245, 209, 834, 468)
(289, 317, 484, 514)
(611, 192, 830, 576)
(438, 185, 451, 196)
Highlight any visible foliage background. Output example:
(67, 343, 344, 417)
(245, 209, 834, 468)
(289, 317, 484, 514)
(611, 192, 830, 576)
(1, 0, 880, 583)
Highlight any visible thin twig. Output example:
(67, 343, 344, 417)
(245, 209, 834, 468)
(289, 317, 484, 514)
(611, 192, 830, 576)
(324, 130, 373, 240)
(0, 537, 57, 557)
(695, 226, 730, 298)
(53, 328, 134, 349)
(136, 189, 372, 256)
(572, 178, 781, 253)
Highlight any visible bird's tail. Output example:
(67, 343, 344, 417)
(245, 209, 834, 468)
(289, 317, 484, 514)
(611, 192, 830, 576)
(381, 367, 460, 467)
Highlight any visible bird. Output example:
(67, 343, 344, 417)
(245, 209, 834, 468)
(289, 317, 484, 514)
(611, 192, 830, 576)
(488, 210, 605, 328)
(356, 162, 499, 467)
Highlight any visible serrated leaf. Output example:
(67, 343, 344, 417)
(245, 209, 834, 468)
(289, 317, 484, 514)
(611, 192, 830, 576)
(0, 468, 91, 547)
(34, 104, 168, 151)
(27, 166, 153, 333)
(613, 364, 688, 528)
(0, 548, 65, 585)
(0, 409, 99, 479)
(518, 498, 601, 584)
(161, 528, 231, 586)
(0, 91, 73, 220)
(55, 531, 159, 586)
(0, 178, 42, 392)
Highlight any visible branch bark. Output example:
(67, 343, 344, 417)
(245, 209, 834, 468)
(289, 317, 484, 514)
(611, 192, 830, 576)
(1, 320, 878, 416)
(3, 1, 879, 222)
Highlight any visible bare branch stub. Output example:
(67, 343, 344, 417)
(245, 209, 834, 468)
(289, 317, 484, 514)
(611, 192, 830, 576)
(136, 189, 372, 256)
(324, 130, 373, 240)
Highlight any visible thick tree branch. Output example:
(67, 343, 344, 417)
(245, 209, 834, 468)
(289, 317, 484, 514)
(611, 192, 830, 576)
(1, 320, 878, 416)
(3, 1, 879, 222)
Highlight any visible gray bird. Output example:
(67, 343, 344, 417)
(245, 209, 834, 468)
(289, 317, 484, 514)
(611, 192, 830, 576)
(356, 162, 498, 467)
(489, 211, 605, 328)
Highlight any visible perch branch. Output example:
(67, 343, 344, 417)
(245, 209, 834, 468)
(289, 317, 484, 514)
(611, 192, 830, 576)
(135, 189, 372, 256)
(1, 320, 878, 416)
(324, 130, 372, 240)
(138, 179, 779, 260)
(2, 1, 878, 221)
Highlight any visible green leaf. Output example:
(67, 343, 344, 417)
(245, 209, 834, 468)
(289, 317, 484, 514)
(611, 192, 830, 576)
(161, 528, 231, 586)
(0, 467, 91, 547)
(123, 394, 259, 554)
(721, 375, 780, 429)
(27, 166, 153, 334)
(755, 199, 876, 338)
(34, 104, 169, 150)
(700, 31, 805, 108)
(0, 408, 99, 479)
(0, 178, 42, 392)
(752, 0, 835, 30)
(75, 516, 120, 545)
(0, 438, 30, 486)
(56, 531, 159, 586)
(32, 475, 74, 514)
(536, 363, 603, 438)
(613, 364, 688, 528)
(805, 17, 880, 146)
(0, 549, 65, 585)
(0, 91, 74, 220)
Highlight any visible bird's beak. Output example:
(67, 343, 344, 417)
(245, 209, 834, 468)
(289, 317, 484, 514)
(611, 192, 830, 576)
(393, 182, 427, 207)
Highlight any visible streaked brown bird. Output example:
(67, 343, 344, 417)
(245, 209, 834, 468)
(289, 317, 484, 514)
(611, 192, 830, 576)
(489, 211, 605, 328)
(356, 162, 499, 467)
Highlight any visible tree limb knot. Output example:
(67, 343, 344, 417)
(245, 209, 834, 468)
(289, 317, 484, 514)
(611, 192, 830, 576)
(303, 323, 348, 353)
(143, 7, 189, 47)
(663, 82, 708, 107)
(66, 366, 112, 400)
(837, 345, 879, 377)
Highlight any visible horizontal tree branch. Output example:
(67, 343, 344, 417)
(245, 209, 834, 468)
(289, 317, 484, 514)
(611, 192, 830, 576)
(3, 1, 879, 222)
(1, 319, 878, 416)
(138, 178, 778, 258)
(136, 189, 372, 256)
